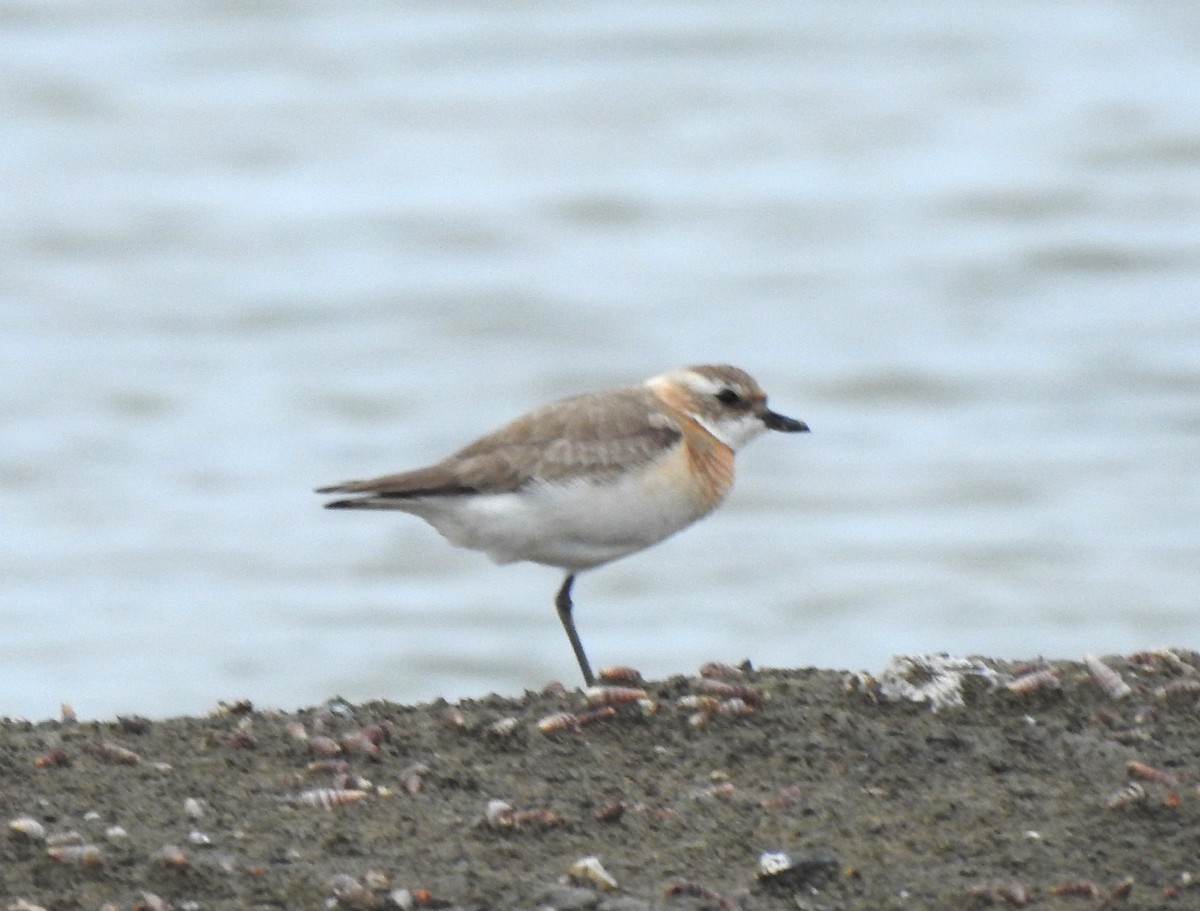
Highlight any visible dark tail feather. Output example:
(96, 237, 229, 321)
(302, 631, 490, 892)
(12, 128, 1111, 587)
(315, 481, 477, 507)
(319, 493, 421, 510)
(314, 481, 393, 509)
(323, 497, 368, 510)
(314, 482, 370, 509)
(318, 491, 469, 510)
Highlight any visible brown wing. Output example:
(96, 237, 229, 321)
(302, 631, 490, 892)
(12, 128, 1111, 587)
(316, 385, 681, 505)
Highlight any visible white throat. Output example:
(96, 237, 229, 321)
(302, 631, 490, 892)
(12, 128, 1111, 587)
(693, 412, 766, 450)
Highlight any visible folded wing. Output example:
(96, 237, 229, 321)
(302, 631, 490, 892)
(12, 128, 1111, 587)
(316, 386, 681, 508)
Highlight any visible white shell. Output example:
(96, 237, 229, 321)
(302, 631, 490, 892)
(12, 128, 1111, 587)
(8, 817, 46, 840)
(568, 855, 618, 890)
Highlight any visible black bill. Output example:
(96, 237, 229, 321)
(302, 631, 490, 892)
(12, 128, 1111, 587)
(762, 410, 809, 433)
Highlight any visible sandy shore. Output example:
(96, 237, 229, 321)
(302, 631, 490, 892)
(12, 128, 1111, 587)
(3, 651, 1198, 910)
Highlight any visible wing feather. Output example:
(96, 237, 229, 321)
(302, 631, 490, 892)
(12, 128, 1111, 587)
(316, 385, 681, 506)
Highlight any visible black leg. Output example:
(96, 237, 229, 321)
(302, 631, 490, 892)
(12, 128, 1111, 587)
(555, 573, 594, 686)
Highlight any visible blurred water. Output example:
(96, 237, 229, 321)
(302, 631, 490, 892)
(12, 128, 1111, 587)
(2, 1, 1198, 718)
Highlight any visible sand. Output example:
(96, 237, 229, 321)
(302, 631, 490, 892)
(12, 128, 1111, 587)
(3, 651, 1198, 910)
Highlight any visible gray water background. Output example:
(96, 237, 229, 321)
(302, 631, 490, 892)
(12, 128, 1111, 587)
(3, 1, 1199, 718)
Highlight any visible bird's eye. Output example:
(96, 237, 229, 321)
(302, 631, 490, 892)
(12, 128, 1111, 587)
(715, 388, 742, 405)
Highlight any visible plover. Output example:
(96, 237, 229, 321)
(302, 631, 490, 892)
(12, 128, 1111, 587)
(317, 364, 807, 685)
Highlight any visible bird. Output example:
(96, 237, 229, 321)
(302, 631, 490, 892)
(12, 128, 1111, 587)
(316, 364, 808, 686)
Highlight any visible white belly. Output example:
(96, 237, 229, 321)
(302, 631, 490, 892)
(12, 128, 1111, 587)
(400, 467, 722, 571)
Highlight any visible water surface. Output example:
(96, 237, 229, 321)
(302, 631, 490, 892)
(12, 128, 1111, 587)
(3, 1, 1198, 717)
